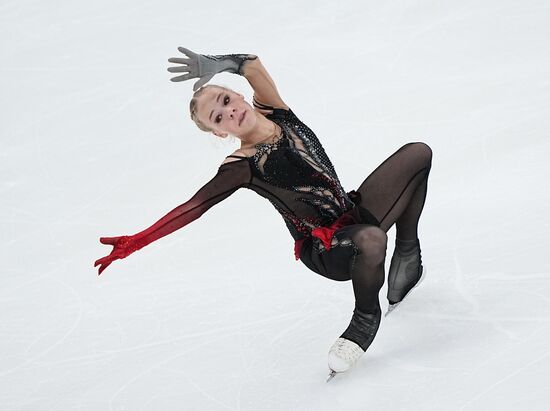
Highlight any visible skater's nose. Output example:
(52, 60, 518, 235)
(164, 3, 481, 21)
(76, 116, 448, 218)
(227, 106, 237, 119)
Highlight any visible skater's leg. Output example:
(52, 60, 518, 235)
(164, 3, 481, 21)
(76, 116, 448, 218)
(315, 223, 386, 312)
(330, 224, 386, 349)
(353, 142, 432, 306)
(326, 224, 386, 373)
(342, 225, 387, 313)
(355, 142, 432, 239)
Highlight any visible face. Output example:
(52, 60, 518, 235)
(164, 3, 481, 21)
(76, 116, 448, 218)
(196, 87, 255, 138)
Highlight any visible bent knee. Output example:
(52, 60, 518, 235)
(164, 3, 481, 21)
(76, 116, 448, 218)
(414, 142, 432, 166)
(352, 226, 387, 265)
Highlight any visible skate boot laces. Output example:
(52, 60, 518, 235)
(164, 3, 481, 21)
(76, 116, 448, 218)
(327, 305, 382, 376)
(328, 338, 365, 373)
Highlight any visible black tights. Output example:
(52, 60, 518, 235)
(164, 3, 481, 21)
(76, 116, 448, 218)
(336, 142, 433, 312)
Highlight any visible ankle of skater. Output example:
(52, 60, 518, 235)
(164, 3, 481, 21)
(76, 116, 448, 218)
(394, 235, 420, 254)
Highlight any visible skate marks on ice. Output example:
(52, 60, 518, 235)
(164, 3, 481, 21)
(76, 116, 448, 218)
(0, 272, 84, 378)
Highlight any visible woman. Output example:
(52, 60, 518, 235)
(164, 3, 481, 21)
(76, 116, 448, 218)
(94, 47, 433, 380)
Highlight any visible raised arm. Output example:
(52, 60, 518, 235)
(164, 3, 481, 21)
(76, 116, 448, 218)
(168, 47, 288, 111)
(94, 160, 250, 275)
(240, 57, 289, 112)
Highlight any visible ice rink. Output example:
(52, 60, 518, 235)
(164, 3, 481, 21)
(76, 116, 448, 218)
(2, 0, 549, 409)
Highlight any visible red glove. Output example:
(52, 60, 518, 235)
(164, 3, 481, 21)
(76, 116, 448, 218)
(94, 235, 144, 276)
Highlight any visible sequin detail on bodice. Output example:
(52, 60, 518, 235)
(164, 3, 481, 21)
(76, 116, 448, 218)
(237, 108, 356, 241)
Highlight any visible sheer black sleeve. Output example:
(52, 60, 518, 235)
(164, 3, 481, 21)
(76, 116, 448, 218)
(131, 159, 251, 247)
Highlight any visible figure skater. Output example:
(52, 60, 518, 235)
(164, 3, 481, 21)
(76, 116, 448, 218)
(94, 47, 433, 380)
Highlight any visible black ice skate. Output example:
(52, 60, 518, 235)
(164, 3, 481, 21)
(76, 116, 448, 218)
(327, 303, 381, 381)
(385, 238, 425, 317)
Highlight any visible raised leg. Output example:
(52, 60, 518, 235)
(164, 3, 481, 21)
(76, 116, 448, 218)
(355, 142, 433, 239)
(354, 142, 432, 307)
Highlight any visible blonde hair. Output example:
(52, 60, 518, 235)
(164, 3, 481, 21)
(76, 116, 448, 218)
(189, 84, 231, 133)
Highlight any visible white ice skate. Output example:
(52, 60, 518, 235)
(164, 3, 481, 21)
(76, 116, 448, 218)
(385, 266, 426, 317)
(326, 337, 365, 382)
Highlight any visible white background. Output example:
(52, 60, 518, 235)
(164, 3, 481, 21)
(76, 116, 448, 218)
(2, 0, 549, 410)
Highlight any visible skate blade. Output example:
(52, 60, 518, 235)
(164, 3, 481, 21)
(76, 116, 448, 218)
(385, 266, 427, 317)
(326, 370, 337, 382)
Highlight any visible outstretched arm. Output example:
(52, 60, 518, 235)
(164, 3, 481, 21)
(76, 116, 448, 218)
(94, 160, 250, 275)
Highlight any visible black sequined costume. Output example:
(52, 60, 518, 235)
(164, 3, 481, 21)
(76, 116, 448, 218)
(173, 103, 380, 264)
(123, 100, 432, 318)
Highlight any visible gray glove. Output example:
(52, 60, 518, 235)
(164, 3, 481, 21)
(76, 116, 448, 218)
(167, 46, 257, 91)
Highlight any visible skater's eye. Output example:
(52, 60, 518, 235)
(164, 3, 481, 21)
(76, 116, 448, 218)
(215, 96, 231, 123)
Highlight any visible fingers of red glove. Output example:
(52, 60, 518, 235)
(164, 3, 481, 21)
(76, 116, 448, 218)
(94, 254, 114, 267)
(100, 236, 120, 245)
(98, 262, 112, 276)
(96, 235, 136, 275)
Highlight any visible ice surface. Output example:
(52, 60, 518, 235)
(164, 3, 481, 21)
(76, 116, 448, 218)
(1, 0, 549, 410)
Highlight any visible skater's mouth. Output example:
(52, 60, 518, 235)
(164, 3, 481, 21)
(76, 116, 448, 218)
(239, 110, 246, 126)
